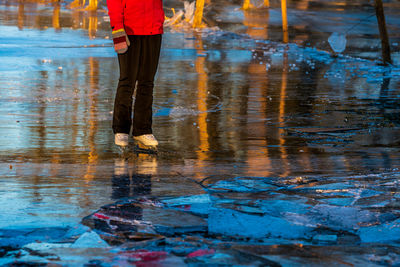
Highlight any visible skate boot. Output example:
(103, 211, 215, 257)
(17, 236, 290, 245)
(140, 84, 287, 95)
(115, 133, 129, 147)
(133, 134, 158, 152)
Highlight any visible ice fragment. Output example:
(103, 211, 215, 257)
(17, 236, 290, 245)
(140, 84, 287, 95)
(70, 231, 109, 248)
(328, 32, 347, 53)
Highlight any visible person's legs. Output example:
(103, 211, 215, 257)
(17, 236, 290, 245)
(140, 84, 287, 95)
(132, 34, 162, 136)
(112, 35, 141, 134)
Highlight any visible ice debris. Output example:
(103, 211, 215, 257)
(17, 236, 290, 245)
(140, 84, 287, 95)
(328, 32, 347, 53)
(70, 231, 110, 248)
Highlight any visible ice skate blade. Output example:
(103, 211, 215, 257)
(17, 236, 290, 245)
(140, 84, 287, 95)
(134, 142, 158, 154)
(117, 145, 130, 155)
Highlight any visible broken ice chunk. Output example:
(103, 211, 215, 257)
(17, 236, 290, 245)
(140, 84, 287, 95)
(328, 32, 347, 53)
(70, 231, 109, 248)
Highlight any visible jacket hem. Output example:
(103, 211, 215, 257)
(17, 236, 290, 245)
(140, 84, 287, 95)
(125, 27, 164, 36)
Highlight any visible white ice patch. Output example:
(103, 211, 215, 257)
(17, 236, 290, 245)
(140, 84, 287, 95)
(23, 242, 71, 250)
(328, 32, 347, 53)
(70, 231, 109, 248)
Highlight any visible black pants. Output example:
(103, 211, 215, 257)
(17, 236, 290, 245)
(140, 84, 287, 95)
(112, 34, 162, 136)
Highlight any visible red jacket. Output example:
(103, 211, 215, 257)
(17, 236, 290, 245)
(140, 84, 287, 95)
(107, 0, 164, 35)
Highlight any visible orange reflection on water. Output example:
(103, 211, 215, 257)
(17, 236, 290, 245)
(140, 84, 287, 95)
(243, 8, 270, 40)
(83, 57, 99, 182)
(278, 50, 290, 177)
(245, 56, 272, 177)
(194, 34, 210, 179)
(13, 0, 101, 38)
(294, 0, 310, 10)
(88, 12, 98, 39)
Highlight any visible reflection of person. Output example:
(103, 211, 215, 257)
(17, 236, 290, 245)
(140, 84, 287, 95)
(108, 156, 156, 235)
(107, 0, 164, 149)
(112, 159, 131, 199)
(112, 155, 156, 200)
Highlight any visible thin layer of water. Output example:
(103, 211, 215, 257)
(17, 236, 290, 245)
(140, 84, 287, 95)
(0, 1, 400, 265)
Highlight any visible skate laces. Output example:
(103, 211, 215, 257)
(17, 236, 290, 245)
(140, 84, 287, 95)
(116, 133, 128, 140)
(143, 134, 156, 141)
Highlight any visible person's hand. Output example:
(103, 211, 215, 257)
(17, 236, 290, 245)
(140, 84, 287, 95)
(112, 29, 130, 54)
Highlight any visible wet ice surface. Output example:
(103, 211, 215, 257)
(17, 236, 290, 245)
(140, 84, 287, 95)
(1, 0, 400, 266)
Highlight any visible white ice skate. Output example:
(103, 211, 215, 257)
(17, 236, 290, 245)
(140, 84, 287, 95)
(133, 134, 158, 152)
(115, 133, 129, 147)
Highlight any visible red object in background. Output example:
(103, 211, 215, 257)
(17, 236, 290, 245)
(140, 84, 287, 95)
(187, 249, 216, 258)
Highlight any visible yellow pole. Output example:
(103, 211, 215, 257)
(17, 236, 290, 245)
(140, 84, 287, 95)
(18, 3, 24, 30)
(87, 0, 98, 11)
(193, 0, 205, 28)
(243, 0, 251, 10)
(281, 0, 288, 43)
(69, 0, 85, 9)
(52, 4, 60, 30)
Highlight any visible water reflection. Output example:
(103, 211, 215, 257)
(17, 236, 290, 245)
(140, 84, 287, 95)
(84, 57, 99, 182)
(194, 33, 210, 179)
(245, 45, 272, 177)
(4, 0, 400, 61)
(1, 32, 399, 176)
(112, 155, 155, 200)
(0, 0, 400, 235)
(243, 8, 270, 40)
(278, 48, 290, 176)
(6, 0, 104, 38)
